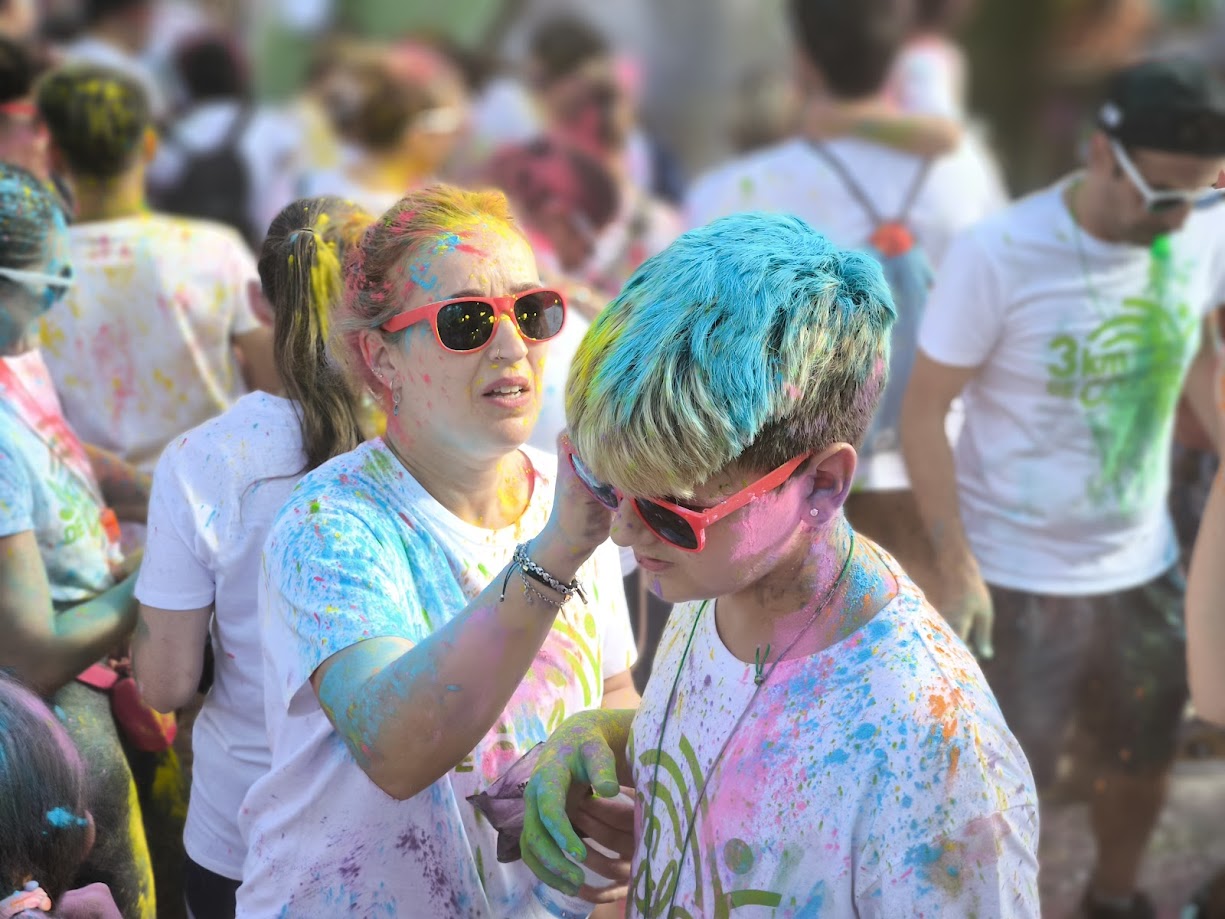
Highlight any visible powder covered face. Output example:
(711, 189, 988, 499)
(376, 225, 549, 463)
(0, 217, 72, 352)
(609, 452, 851, 604)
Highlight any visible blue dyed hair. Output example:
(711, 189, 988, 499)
(566, 212, 895, 497)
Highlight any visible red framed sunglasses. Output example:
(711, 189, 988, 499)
(380, 287, 566, 353)
(562, 439, 813, 552)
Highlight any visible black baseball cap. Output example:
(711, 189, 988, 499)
(1097, 57, 1225, 157)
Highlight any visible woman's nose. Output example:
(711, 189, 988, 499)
(488, 313, 529, 361)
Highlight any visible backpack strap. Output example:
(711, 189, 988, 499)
(808, 141, 933, 225)
(808, 142, 883, 224)
(222, 104, 253, 148)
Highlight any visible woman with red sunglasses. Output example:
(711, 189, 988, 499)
(237, 184, 639, 918)
(518, 211, 1040, 917)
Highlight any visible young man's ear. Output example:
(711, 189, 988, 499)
(803, 443, 857, 523)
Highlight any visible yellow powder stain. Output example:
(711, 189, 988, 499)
(125, 772, 157, 919)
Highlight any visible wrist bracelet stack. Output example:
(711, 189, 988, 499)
(499, 542, 589, 609)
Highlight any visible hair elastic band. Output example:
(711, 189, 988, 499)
(0, 881, 51, 916)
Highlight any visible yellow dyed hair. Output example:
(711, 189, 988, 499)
(36, 64, 151, 180)
(259, 197, 374, 470)
(338, 182, 524, 401)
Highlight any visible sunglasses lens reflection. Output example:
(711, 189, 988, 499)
(635, 499, 700, 550)
(571, 454, 619, 508)
(436, 301, 496, 351)
(514, 290, 565, 341)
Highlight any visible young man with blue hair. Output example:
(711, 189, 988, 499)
(516, 211, 1039, 917)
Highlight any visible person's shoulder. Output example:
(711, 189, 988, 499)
(269, 440, 399, 529)
(132, 212, 253, 265)
(154, 392, 304, 487)
(686, 139, 810, 222)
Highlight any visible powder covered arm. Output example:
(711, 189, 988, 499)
(0, 529, 139, 695)
(278, 456, 615, 802)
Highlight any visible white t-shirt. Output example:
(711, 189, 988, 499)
(238, 440, 638, 918)
(685, 136, 1006, 490)
(39, 214, 261, 473)
(0, 350, 118, 604)
(919, 178, 1225, 595)
(135, 392, 307, 880)
(627, 550, 1039, 917)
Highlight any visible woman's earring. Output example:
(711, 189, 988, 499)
(393, 389, 401, 416)
(809, 509, 819, 518)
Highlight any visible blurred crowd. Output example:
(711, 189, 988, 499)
(3, 0, 1225, 918)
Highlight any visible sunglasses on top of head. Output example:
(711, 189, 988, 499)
(380, 287, 566, 353)
(1109, 138, 1225, 214)
(561, 438, 814, 552)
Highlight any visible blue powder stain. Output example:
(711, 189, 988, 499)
(435, 233, 462, 254)
(409, 262, 440, 291)
(905, 842, 943, 868)
(902, 794, 913, 809)
(45, 807, 87, 828)
(446, 684, 461, 692)
(825, 749, 850, 766)
(854, 722, 877, 741)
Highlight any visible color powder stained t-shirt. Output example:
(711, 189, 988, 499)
(238, 440, 637, 918)
(0, 349, 117, 603)
(627, 551, 1038, 918)
(39, 214, 261, 473)
(919, 179, 1225, 593)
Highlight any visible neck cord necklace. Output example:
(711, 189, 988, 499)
(640, 530, 857, 916)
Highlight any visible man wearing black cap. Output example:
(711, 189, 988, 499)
(902, 57, 1225, 919)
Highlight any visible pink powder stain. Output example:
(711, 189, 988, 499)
(422, 373, 431, 384)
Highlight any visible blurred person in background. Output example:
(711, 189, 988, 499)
(148, 31, 300, 248)
(300, 40, 468, 215)
(902, 58, 1225, 919)
(485, 135, 619, 454)
(36, 65, 278, 480)
(132, 196, 371, 919)
(60, 0, 165, 121)
(0, 162, 153, 919)
(686, 0, 1005, 602)
(527, 15, 683, 295)
(0, 35, 49, 182)
(0, 0, 37, 45)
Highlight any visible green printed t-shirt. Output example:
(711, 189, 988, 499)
(918, 177, 1225, 595)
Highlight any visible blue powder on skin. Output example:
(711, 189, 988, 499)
(45, 806, 87, 828)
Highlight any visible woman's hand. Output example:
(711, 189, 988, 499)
(520, 709, 634, 899)
(534, 432, 615, 575)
